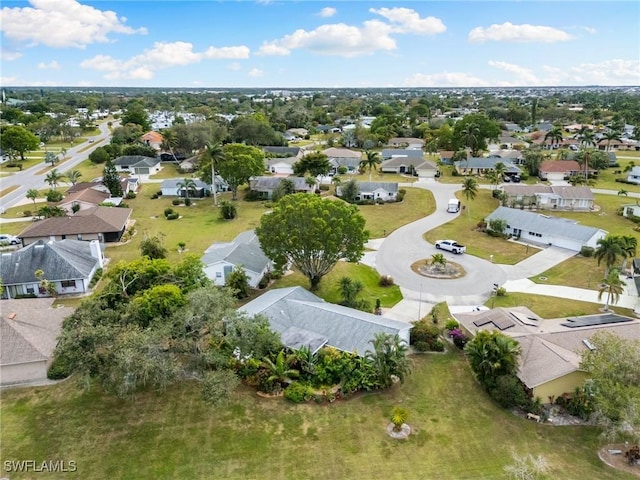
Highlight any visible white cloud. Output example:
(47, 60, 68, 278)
(248, 68, 264, 78)
(80, 41, 250, 80)
(0, 76, 18, 84)
(581, 26, 597, 34)
(227, 62, 241, 71)
(318, 7, 336, 18)
(0, 0, 147, 49)
(404, 72, 490, 87)
(369, 7, 446, 35)
(566, 59, 640, 85)
(1, 50, 22, 61)
(37, 60, 60, 70)
(258, 8, 443, 58)
(468, 22, 572, 43)
(488, 60, 540, 85)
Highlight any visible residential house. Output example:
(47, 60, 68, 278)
(266, 157, 297, 176)
(121, 176, 140, 195)
(626, 166, 640, 185)
(322, 147, 361, 161)
(488, 135, 528, 151)
(0, 298, 74, 385)
(439, 151, 455, 165)
(381, 148, 424, 161)
(487, 149, 524, 165)
(387, 137, 425, 148)
(66, 181, 110, 195)
(140, 131, 164, 151)
(453, 157, 522, 176)
(248, 176, 315, 200)
(454, 307, 640, 402)
(380, 156, 438, 178)
(621, 204, 640, 219)
(0, 239, 104, 298)
(329, 157, 361, 175)
(113, 155, 162, 180)
(501, 185, 594, 211)
(178, 156, 198, 172)
(0, 149, 10, 164)
(262, 146, 302, 158)
(161, 178, 213, 197)
(336, 181, 399, 202)
(202, 230, 272, 288)
(239, 286, 412, 355)
(18, 206, 132, 246)
(55, 188, 115, 214)
(485, 206, 607, 251)
(538, 160, 593, 181)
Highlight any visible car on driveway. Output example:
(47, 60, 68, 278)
(435, 239, 466, 254)
(0, 234, 21, 245)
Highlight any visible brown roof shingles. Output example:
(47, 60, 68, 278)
(18, 206, 132, 238)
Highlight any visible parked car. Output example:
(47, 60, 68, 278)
(512, 175, 521, 183)
(502, 175, 511, 182)
(435, 239, 466, 254)
(0, 234, 20, 245)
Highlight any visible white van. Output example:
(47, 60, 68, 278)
(447, 199, 461, 213)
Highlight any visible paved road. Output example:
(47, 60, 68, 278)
(0, 121, 118, 211)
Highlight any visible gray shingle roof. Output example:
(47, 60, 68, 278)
(502, 185, 593, 200)
(485, 206, 605, 242)
(250, 176, 310, 191)
(0, 239, 101, 284)
(202, 230, 270, 275)
(113, 155, 160, 168)
(240, 286, 412, 356)
(454, 158, 521, 173)
(381, 149, 424, 159)
(356, 181, 399, 193)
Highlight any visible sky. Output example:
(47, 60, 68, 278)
(0, 0, 639, 88)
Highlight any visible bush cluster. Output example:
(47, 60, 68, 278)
(410, 321, 444, 352)
(379, 274, 394, 287)
(172, 198, 182, 206)
(580, 246, 594, 257)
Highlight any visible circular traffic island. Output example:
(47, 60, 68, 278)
(411, 258, 466, 279)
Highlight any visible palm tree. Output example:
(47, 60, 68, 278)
(464, 330, 521, 386)
(599, 130, 621, 152)
(160, 130, 179, 162)
(617, 189, 628, 196)
(461, 177, 478, 217)
(360, 150, 381, 181)
(365, 333, 411, 388)
(598, 268, 625, 311)
(556, 148, 571, 160)
(461, 123, 480, 157)
(66, 169, 82, 186)
(594, 235, 624, 275)
(485, 169, 499, 190)
(577, 126, 595, 149)
(26, 188, 39, 209)
(45, 169, 64, 190)
(618, 235, 637, 272)
(60, 147, 67, 159)
(431, 253, 447, 272)
(177, 178, 197, 201)
(262, 350, 299, 388)
(624, 161, 636, 173)
(205, 142, 225, 207)
(544, 125, 563, 149)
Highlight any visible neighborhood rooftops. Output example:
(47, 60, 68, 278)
(202, 230, 270, 276)
(18, 206, 132, 238)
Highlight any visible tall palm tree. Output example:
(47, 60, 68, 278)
(26, 188, 39, 209)
(461, 123, 480, 157)
(577, 126, 595, 149)
(594, 235, 624, 275)
(485, 169, 499, 190)
(161, 130, 179, 162)
(494, 162, 507, 181)
(464, 330, 521, 386)
(461, 177, 478, 217)
(177, 178, 197, 200)
(45, 169, 64, 190)
(544, 125, 563, 149)
(365, 333, 411, 388)
(618, 235, 637, 272)
(360, 150, 381, 181)
(599, 130, 621, 152)
(205, 142, 225, 207)
(66, 169, 82, 186)
(597, 268, 625, 311)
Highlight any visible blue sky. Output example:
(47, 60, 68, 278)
(1, 1, 638, 88)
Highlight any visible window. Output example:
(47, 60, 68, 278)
(61, 280, 75, 288)
(215, 272, 222, 278)
(26, 287, 34, 294)
(77, 234, 83, 240)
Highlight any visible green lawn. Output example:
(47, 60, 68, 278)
(530, 256, 606, 289)
(272, 261, 402, 308)
(424, 190, 537, 264)
(149, 163, 183, 180)
(0, 353, 631, 480)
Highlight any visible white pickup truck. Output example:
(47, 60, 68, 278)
(435, 239, 466, 254)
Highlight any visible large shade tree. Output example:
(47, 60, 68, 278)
(0, 125, 40, 161)
(293, 151, 332, 177)
(256, 193, 369, 290)
(215, 143, 265, 200)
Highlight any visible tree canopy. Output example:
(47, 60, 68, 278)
(452, 114, 501, 155)
(0, 125, 40, 161)
(293, 152, 331, 177)
(255, 193, 369, 289)
(216, 143, 265, 200)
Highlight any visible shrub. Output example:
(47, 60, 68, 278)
(580, 246, 594, 257)
(449, 328, 469, 349)
(220, 200, 237, 220)
(411, 321, 442, 351)
(126, 191, 136, 199)
(157, 190, 163, 196)
(172, 198, 181, 206)
(413, 341, 429, 352)
(164, 207, 174, 217)
(166, 213, 179, 220)
(201, 370, 240, 406)
(431, 339, 445, 352)
(444, 319, 459, 331)
(496, 287, 507, 297)
(284, 382, 314, 403)
(319, 184, 330, 191)
(489, 374, 529, 409)
(46, 190, 63, 202)
(379, 274, 394, 287)
(151, 194, 158, 199)
(184, 197, 192, 206)
(244, 190, 260, 201)
(47, 355, 71, 380)
(23, 210, 31, 217)
(89, 268, 103, 288)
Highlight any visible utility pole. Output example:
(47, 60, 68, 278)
(418, 284, 423, 320)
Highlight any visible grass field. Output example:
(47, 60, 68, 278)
(0, 353, 631, 480)
(530, 255, 606, 289)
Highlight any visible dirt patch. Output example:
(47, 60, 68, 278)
(598, 444, 640, 478)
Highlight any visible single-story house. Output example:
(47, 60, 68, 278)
(626, 166, 640, 185)
(487, 149, 524, 165)
(66, 181, 110, 195)
(501, 185, 594, 211)
(322, 147, 362, 159)
(380, 157, 438, 178)
(381, 148, 424, 161)
(439, 151, 455, 165)
(262, 146, 302, 159)
(329, 157, 361, 175)
(454, 307, 640, 402)
(113, 155, 162, 179)
(55, 188, 115, 214)
(336, 181, 399, 202)
(453, 158, 522, 176)
(621, 204, 640, 219)
(178, 156, 198, 172)
(121, 176, 140, 195)
(387, 137, 425, 148)
(239, 286, 412, 355)
(267, 157, 297, 175)
(18, 206, 132, 246)
(485, 206, 607, 251)
(538, 160, 593, 181)
(140, 131, 164, 151)
(160, 178, 213, 197)
(488, 136, 528, 151)
(0, 298, 74, 385)
(202, 230, 272, 288)
(248, 176, 315, 199)
(0, 239, 104, 299)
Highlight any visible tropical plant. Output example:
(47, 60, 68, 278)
(430, 253, 446, 271)
(44, 150, 58, 166)
(304, 176, 317, 191)
(204, 142, 225, 206)
(464, 330, 521, 387)
(219, 200, 237, 220)
(597, 269, 625, 311)
(461, 122, 480, 157)
(461, 177, 478, 217)
(365, 333, 411, 389)
(338, 276, 370, 311)
(594, 235, 625, 275)
(262, 350, 299, 387)
(599, 130, 621, 152)
(225, 265, 250, 299)
(26, 188, 39, 209)
(139, 235, 168, 260)
(177, 178, 197, 201)
(45, 168, 64, 190)
(360, 150, 382, 181)
(390, 406, 409, 432)
(544, 125, 563, 149)
(66, 169, 82, 186)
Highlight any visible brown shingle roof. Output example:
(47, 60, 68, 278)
(56, 189, 110, 207)
(18, 207, 132, 238)
(539, 160, 581, 173)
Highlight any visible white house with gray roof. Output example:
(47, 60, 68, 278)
(0, 239, 104, 299)
(336, 181, 399, 202)
(202, 230, 272, 288)
(113, 155, 162, 180)
(454, 157, 522, 176)
(239, 286, 412, 355)
(249, 176, 315, 199)
(485, 206, 607, 251)
(501, 185, 594, 211)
